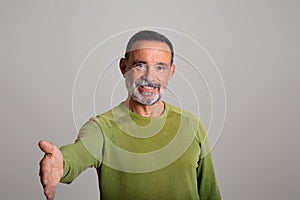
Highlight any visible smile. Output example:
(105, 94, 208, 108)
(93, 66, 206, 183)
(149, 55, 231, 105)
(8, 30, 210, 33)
(136, 81, 161, 90)
(138, 85, 158, 93)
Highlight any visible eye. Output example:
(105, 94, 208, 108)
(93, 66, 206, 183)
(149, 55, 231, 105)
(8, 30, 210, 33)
(133, 63, 146, 69)
(156, 64, 168, 71)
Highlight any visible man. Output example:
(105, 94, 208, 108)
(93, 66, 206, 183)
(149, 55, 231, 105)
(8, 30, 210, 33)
(39, 30, 221, 200)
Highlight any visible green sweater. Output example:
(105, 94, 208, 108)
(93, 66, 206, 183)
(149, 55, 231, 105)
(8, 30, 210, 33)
(60, 102, 221, 200)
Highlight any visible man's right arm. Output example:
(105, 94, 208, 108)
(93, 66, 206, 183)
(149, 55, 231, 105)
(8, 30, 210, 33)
(39, 117, 103, 199)
(60, 117, 103, 183)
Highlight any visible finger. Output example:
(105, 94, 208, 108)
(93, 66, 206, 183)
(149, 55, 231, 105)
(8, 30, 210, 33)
(39, 156, 52, 186)
(40, 163, 56, 200)
(44, 184, 56, 200)
(38, 140, 55, 154)
(40, 168, 50, 186)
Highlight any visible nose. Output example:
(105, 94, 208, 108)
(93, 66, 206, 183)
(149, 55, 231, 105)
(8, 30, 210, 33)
(142, 65, 156, 81)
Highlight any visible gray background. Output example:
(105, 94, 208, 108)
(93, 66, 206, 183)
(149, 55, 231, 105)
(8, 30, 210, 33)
(0, 0, 299, 199)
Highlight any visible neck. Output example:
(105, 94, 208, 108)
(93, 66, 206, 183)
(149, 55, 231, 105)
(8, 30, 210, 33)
(124, 97, 165, 117)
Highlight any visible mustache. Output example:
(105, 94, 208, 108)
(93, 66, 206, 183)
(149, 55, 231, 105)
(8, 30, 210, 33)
(135, 80, 161, 89)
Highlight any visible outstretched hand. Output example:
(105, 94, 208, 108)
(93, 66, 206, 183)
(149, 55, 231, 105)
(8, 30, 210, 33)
(39, 140, 64, 200)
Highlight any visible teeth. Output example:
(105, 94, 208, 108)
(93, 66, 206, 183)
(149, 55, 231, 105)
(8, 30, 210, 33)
(142, 86, 154, 89)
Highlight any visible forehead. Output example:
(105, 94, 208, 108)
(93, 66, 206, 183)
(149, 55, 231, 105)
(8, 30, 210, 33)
(130, 40, 171, 52)
(129, 40, 172, 61)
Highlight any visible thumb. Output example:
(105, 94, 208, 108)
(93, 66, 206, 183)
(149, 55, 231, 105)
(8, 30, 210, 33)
(38, 140, 56, 154)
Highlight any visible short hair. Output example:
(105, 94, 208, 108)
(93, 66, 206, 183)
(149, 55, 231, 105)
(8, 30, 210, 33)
(125, 30, 174, 64)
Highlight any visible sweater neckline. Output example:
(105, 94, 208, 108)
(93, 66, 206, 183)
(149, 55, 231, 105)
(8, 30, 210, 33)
(119, 101, 169, 121)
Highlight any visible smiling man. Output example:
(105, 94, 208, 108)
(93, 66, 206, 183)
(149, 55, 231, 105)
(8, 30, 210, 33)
(121, 38, 175, 116)
(39, 30, 221, 200)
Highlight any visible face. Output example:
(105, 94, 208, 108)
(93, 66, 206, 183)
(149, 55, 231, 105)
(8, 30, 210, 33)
(120, 40, 175, 106)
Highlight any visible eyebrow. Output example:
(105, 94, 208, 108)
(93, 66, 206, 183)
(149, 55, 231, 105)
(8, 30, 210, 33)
(132, 60, 147, 65)
(132, 60, 169, 66)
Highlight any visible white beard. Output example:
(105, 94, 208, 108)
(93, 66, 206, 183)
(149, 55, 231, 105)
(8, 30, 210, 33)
(125, 78, 162, 106)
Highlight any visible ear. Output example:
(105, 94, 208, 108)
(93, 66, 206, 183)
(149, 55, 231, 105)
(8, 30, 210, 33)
(119, 58, 127, 77)
(168, 63, 176, 80)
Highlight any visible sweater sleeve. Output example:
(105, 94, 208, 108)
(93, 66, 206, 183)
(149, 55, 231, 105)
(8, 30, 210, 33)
(59, 117, 103, 184)
(197, 122, 221, 200)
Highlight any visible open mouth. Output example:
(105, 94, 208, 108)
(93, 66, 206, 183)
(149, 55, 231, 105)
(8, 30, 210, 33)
(134, 80, 161, 95)
(138, 85, 158, 93)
